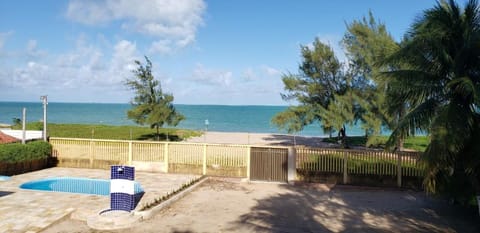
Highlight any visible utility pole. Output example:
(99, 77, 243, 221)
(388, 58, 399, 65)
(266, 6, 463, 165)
(22, 108, 26, 144)
(204, 119, 209, 143)
(40, 95, 48, 141)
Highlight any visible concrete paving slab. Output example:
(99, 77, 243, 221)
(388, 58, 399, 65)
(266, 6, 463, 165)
(0, 167, 199, 233)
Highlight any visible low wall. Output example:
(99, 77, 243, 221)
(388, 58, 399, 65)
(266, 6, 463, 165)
(0, 158, 50, 176)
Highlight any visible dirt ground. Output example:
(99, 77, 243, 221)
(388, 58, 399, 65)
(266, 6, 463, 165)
(44, 178, 480, 233)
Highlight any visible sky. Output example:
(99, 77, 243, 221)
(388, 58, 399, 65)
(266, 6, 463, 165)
(0, 0, 439, 105)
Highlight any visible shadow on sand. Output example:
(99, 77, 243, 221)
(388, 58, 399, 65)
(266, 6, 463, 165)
(136, 133, 181, 142)
(0, 191, 13, 198)
(262, 134, 335, 147)
(228, 183, 480, 232)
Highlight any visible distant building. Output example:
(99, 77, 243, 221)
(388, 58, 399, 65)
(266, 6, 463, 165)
(0, 131, 19, 144)
(0, 130, 43, 143)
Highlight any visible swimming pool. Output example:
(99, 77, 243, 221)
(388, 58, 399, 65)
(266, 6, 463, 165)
(20, 177, 144, 196)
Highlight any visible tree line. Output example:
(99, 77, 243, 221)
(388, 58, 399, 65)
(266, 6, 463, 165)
(124, 0, 479, 206)
(273, 0, 480, 205)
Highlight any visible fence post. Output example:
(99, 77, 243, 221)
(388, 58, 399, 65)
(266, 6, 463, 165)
(89, 140, 94, 168)
(247, 146, 251, 180)
(128, 141, 133, 166)
(288, 147, 297, 183)
(203, 144, 207, 175)
(164, 142, 169, 173)
(343, 150, 348, 184)
(397, 152, 402, 187)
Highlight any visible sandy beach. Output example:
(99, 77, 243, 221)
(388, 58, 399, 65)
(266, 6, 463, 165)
(185, 131, 337, 147)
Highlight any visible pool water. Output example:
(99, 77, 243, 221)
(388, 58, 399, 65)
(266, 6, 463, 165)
(20, 177, 144, 196)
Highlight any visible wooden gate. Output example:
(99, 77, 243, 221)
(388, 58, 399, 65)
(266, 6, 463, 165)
(250, 147, 288, 182)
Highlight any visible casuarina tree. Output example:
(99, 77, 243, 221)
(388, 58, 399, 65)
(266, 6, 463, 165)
(125, 56, 185, 140)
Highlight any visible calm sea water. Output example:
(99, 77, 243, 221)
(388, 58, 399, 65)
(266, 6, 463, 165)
(0, 102, 371, 136)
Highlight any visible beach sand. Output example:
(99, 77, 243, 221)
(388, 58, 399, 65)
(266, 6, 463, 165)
(185, 131, 337, 147)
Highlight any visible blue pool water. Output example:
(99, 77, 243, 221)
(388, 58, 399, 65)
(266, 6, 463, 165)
(19, 177, 144, 196)
(0, 175, 10, 181)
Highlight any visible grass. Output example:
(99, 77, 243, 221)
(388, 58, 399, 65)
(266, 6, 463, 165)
(323, 135, 430, 152)
(13, 123, 201, 141)
(367, 135, 430, 152)
(299, 152, 425, 176)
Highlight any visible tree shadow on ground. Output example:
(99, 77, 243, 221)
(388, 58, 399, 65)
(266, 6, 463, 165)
(262, 134, 334, 147)
(136, 133, 181, 141)
(228, 183, 480, 232)
(0, 191, 13, 198)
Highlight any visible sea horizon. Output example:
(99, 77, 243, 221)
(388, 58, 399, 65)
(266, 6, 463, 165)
(0, 101, 386, 137)
(0, 100, 290, 107)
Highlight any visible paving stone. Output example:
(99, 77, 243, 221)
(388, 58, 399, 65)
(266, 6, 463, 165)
(0, 167, 199, 232)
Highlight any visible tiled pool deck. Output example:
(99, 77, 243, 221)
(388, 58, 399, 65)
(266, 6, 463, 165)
(0, 167, 199, 233)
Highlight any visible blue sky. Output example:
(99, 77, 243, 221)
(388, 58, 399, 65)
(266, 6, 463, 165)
(0, 0, 437, 105)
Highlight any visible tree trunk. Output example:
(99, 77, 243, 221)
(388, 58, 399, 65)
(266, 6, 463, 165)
(396, 104, 406, 151)
(365, 129, 369, 147)
(396, 137, 404, 152)
(338, 125, 348, 148)
(156, 125, 160, 141)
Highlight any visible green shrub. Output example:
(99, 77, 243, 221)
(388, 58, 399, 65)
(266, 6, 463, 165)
(0, 141, 52, 163)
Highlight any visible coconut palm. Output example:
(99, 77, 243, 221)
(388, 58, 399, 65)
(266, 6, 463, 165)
(383, 0, 480, 203)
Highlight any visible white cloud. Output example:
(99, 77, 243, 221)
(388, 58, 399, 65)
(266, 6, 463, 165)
(262, 65, 281, 76)
(149, 40, 173, 54)
(26, 40, 37, 52)
(111, 40, 138, 73)
(25, 40, 47, 59)
(242, 68, 256, 81)
(0, 35, 140, 102)
(66, 0, 206, 54)
(0, 31, 13, 50)
(191, 64, 232, 87)
(167, 64, 286, 105)
(316, 34, 347, 64)
(240, 65, 281, 82)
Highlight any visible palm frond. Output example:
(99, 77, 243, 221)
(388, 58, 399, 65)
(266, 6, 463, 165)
(387, 98, 438, 149)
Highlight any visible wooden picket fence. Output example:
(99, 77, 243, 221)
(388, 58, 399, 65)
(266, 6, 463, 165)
(296, 147, 424, 187)
(49, 137, 425, 187)
(50, 137, 249, 177)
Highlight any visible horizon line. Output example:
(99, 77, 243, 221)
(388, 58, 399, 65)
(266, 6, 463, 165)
(0, 100, 292, 107)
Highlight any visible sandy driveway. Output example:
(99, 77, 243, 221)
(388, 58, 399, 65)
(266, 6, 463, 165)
(45, 178, 479, 233)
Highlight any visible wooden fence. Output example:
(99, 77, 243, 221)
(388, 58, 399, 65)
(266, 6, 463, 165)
(50, 137, 425, 187)
(50, 138, 249, 177)
(296, 147, 424, 187)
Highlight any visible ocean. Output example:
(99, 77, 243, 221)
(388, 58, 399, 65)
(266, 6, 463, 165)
(0, 102, 372, 136)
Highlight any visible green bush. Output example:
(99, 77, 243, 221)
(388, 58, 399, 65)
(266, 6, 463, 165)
(0, 141, 52, 163)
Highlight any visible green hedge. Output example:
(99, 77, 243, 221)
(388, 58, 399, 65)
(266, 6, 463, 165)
(0, 141, 52, 163)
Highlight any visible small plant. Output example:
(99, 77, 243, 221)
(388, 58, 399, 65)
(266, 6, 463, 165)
(140, 175, 205, 211)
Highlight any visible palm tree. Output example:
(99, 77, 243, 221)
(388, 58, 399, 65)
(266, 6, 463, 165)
(383, 0, 480, 204)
